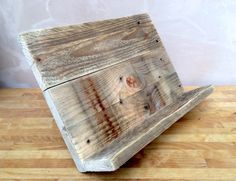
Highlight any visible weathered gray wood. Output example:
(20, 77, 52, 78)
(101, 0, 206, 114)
(49, 72, 182, 160)
(19, 14, 160, 90)
(19, 13, 213, 172)
(85, 85, 213, 171)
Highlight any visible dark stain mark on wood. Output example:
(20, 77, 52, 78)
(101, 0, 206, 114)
(83, 78, 122, 143)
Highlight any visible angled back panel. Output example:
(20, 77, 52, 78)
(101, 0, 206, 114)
(20, 14, 183, 162)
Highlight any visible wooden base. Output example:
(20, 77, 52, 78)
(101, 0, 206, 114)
(2, 86, 236, 179)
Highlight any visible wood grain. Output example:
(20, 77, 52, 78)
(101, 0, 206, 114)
(48, 71, 183, 160)
(19, 13, 213, 172)
(19, 14, 161, 90)
(0, 86, 236, 179)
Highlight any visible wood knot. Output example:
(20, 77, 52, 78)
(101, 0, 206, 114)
(126, 76, 138, 88)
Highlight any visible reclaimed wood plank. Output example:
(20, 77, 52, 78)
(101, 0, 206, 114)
(19, 14, 162, 90)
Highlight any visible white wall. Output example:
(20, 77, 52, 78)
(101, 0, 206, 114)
(0, 0, 236, 87)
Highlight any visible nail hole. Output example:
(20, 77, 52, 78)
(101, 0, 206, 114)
(119, 76, 123, 81)
(158, 76, 161, 78)
(178, 85, 182, 87)
(87, 139, 90, 144)
(156, 40, 159, 42)
(144, 105, 149, 110)
(160, 58, 163, 61)
(119, 99, 123, 104)
(36, 57, 41, 62)
(137, 21, 140, 25)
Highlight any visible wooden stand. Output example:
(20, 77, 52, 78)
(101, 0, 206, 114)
(19, 14, 213, 172)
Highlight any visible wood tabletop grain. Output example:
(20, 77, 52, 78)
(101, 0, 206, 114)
(0, 86, 236, 180)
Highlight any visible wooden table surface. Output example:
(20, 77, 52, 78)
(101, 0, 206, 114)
(0, 86, 236, 180)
